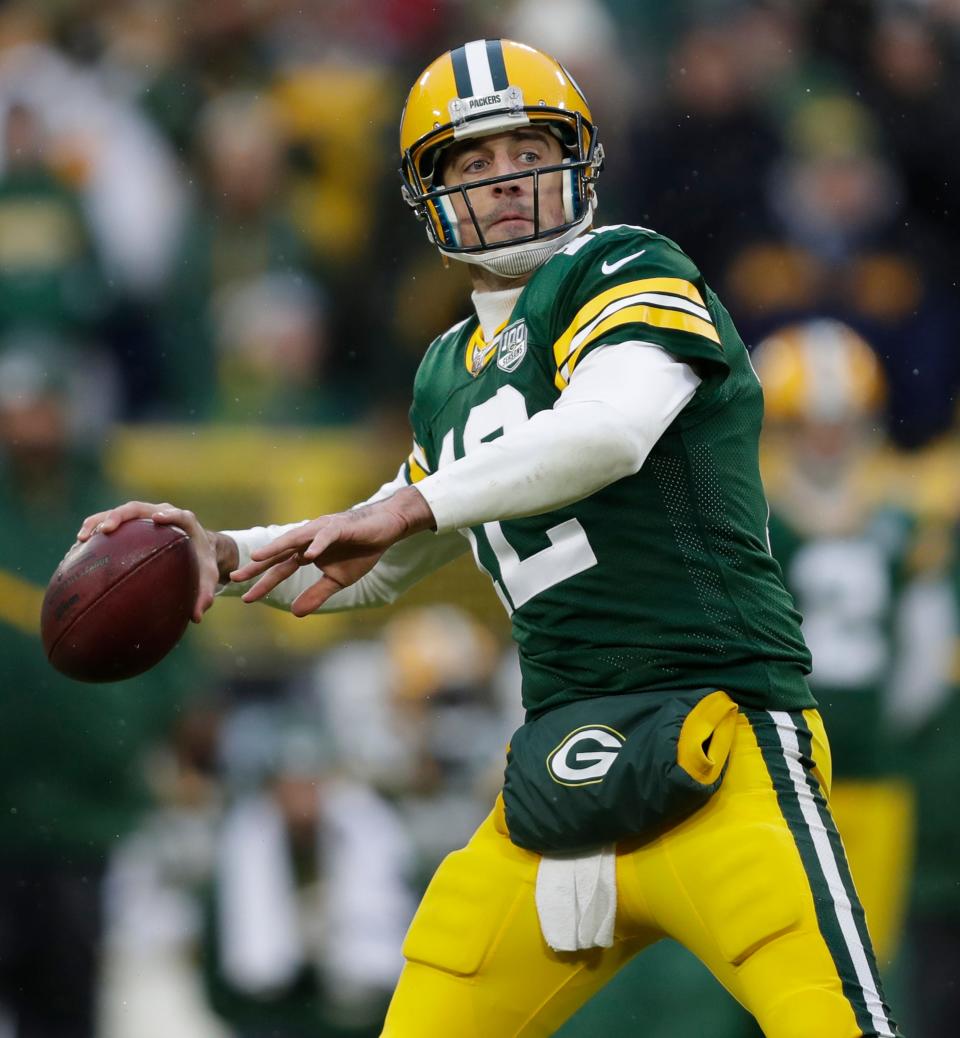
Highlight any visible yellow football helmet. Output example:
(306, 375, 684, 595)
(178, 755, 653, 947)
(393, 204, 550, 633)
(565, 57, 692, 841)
(399, 39, 603, 277)
(752, 319, 886, 423)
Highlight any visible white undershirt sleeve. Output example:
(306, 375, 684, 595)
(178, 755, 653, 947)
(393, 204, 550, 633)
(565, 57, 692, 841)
(416, 341, 701, 534)
(218, 465, 469, 612)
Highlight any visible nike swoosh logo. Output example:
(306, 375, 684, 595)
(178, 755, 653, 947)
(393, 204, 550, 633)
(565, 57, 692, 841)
(601, 250, 646, 275)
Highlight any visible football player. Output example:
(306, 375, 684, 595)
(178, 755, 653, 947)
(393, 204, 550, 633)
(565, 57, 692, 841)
(79, 40, 901, 1036)
(756, 320, 917, 971)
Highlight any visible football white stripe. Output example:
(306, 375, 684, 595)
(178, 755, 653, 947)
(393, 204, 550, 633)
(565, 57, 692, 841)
(768, 711, 895, 1037)
(560, 292, 712, 379)
(633, 292, 711, 322)
(464, 40, 495, 96)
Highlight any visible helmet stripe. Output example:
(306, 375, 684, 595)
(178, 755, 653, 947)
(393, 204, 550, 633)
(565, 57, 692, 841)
(485, 40, 509, 91)
(450, 44, 473, 98)
(464, 39, 496, 95)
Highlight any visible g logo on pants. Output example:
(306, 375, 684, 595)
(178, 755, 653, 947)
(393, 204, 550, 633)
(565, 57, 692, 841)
(547, 725, 624, 786)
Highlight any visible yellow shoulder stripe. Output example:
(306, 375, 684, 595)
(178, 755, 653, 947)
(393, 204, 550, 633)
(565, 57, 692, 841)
(552, 277, 716, 389)
(556, 305, 720, 388)
(0, 568, 43, 636)
(407, 452, 429, 483)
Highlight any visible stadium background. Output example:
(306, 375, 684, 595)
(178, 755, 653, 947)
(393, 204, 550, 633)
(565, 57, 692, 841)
(0, 1, 958, 1035)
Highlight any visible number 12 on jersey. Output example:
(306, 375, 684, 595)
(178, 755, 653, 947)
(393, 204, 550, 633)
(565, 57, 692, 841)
(438, 386, 598, 613)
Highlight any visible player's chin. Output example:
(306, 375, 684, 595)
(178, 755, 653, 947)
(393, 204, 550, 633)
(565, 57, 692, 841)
(485, 219, 534, 243)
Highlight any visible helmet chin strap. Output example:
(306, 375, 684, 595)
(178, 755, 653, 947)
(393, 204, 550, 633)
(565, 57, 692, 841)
(439, 201, 596, 279)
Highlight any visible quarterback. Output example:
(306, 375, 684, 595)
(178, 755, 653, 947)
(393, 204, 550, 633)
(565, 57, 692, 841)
(79, 40, 901, 1037)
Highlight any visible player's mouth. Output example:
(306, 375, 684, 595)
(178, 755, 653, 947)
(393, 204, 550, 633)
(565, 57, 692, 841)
(490, 212, 533, 228)
(483, 210, 536, 241)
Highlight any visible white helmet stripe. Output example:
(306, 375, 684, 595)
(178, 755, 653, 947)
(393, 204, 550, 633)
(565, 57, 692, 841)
(464, 39, 496, 96)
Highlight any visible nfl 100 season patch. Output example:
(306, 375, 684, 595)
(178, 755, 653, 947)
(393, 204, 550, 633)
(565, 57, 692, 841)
(468, 318, 528, 376)
(497, 320, 528, 372)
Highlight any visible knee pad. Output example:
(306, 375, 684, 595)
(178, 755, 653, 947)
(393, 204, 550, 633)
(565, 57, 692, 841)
(402, 841, 533, 977)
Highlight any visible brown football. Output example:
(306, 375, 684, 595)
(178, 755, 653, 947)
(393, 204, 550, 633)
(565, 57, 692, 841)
(41, 519, 199, 682)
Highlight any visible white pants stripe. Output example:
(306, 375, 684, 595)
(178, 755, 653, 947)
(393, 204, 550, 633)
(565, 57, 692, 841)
(768, 710, 895, 1038)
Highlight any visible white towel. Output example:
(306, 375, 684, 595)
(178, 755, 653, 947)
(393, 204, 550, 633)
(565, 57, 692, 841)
(534, 845, 617, 952)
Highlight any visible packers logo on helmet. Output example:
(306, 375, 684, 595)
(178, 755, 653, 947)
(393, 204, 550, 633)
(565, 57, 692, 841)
(399, 39, 604, 277)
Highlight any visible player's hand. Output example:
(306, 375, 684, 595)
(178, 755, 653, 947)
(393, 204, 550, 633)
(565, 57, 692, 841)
(231, 487, 435, 616)
(76, 501, 221, 623)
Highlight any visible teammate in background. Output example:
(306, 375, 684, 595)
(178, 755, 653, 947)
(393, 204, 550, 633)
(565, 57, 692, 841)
(754, 321, 917, 971)
(78, 40, 901, 1036)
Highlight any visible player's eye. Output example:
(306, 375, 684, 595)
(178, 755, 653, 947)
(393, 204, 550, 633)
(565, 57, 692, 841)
(461, 156, 488, 174)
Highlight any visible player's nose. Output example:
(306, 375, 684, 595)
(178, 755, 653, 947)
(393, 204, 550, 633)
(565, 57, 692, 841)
(489, 153, 528, 193)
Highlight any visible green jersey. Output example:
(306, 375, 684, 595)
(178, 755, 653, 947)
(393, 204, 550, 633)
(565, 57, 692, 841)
(767, 508, 914, 777)
(406, 225, 813, 715)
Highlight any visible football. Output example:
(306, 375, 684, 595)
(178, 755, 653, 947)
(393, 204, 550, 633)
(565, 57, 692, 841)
(41, 519, 199, 683)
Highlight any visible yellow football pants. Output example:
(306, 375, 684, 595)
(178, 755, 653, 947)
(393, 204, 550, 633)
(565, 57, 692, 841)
(828, 778, 915, 967)
(382, 708, 899, 1037)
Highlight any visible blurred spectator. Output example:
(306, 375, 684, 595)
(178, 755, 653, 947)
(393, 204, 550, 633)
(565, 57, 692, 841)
(158, 90, 318, 421)
(202, 704, 414, 1038)
(0, 102, 109, 341)
(862, 9, 960, 272)
(101, 697, 228, 1038)
(267, 39, 413, 407)
(210, 272, 355, 425)
(626, 20, 782, 280)
(723, 93, 960, 448)
(312, 606, 519, 887)
(0, 34, 187, 296)
(0, 28, 188, 417)
(0, 341, 194, 1038)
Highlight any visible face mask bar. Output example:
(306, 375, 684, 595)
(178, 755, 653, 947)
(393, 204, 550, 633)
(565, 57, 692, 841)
(422, 155, 597, 253)
(440, 163, 548, 251)
(400, 110, 602, 255)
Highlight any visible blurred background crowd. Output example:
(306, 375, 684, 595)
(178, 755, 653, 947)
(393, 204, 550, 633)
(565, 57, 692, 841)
(0, 0, 958, 1035)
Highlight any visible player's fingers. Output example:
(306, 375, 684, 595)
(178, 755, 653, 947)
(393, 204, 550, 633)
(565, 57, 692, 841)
(290, 575, 344, 616)
(248, 521, 323, 563)
(76, 509, 113, 540)
(77, 501, 162, 540)
(302, 522, 343, 562)
(230, 548, 298, 584)
(191, 588, 216, 624)
(240, 555, 302, 603)
(152, 506, 202, 536)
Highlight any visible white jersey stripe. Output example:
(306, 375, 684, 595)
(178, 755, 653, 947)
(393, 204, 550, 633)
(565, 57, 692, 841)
(559, 292, 713, 380)
(768, 710, 895, 1037)
(630, 292, 711, 322)
(464, 40, 496, 96)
